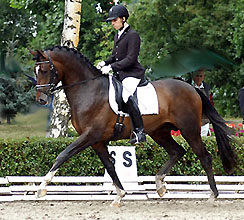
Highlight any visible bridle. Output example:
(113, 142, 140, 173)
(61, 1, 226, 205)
(35, 51, 58, 96)
(35, 51, 103, 96)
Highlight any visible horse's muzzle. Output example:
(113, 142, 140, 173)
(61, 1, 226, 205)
(36, 92, 49, 105)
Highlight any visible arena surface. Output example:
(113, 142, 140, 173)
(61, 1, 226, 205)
(1, 200, 244, 220)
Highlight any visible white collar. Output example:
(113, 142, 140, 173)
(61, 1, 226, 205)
(193, 81, 204, 89)
(118, 23, 129, 39)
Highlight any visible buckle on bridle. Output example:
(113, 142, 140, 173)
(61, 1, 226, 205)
(36, 83, 56, 96)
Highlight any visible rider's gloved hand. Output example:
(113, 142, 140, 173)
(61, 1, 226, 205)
(101, 65, 113, 75)
(96, 61, 106, 70)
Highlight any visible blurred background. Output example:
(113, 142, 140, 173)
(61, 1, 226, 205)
(1, 0, 244, 137)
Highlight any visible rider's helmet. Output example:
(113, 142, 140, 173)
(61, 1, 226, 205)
(106, 4, 129, 22)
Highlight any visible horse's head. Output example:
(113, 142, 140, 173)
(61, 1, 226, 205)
(29, 49, 59, 105)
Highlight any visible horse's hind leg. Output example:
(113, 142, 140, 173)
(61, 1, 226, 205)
(182, 133, 218, 198)
(151, 127, 186, 197)
(93, 143, 125, 207)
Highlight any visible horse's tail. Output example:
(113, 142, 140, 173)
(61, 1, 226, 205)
(196, 88, 237, 174)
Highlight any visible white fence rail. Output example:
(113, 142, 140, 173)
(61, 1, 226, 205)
(1, 176, 244, 202)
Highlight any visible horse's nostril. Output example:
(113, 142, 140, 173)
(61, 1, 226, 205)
(39, 98, 47, 105)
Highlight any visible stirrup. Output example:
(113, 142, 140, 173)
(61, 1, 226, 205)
(129, 130, 146, 145)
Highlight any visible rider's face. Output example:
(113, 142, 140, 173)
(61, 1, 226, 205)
(111, 17, 124, 30)
(193, 70, 205, 86)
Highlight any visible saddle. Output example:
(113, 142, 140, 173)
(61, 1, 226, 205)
(110, 76, 150, 140)
(112, 76, 149, 113)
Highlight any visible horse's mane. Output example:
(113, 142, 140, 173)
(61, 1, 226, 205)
(45, 46, 102, 74)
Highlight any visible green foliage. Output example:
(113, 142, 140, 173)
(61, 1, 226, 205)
(126, 0, 244, 117)
(0, 137, 103, 176)
(93, 23, 114, 65)
(0, 75, 35, 124)
(0, 0, 36, 50)
(1, 136, 244, 177)
(3, 0, 244, 117)
(0, 48, 35, 123)
(77, 1, 114, 63)
(228, 0, 244, 59)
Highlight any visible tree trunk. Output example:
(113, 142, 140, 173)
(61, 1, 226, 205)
(7, 115, 11, 124)
(48, 0, 82, 138)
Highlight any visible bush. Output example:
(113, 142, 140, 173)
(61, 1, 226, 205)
(0, 136, 244, 177)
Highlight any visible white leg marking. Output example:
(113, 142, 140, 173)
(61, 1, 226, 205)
(110, 184, 126, 207)
(207, 191, 217, 204)
(155, 174, 167, 197)
(35, 170, 58, 198)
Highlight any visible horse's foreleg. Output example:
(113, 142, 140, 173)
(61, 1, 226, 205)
(93, 143, 125, 207)
(36, 170, 57, 198)
(36, 134, 90, 198)
(111, 184, 126, 207)
(152, 132, 185, 197)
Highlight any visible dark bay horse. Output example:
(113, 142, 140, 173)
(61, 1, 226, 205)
(30, 46, 237, 206)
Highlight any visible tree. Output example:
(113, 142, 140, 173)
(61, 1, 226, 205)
(0, 0, 36, 50)
(126, 0, 244, 116)
(7, 0, 113, 136)
(6, 0, 244, 118)
(48, 0, 82, 138)
(0, 51, 34, 124)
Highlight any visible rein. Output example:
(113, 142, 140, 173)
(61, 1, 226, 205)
(35, 52, 103, 95)
(52, 74, 103, 92)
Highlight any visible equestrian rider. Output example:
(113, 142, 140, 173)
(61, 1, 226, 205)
(97, 4, 146, 144)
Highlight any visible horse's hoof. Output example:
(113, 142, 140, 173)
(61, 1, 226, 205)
(157, 185, 167, 197)
(207, 192, 217, 204)
(35, 189, 47, 198)
(110, 201, 121, 208)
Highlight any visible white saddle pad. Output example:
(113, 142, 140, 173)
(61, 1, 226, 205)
(108, 75, 159, 116)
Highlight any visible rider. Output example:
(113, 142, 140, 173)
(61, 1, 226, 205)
(97, 4, 146, 144)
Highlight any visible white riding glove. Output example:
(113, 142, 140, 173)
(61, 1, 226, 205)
(96, 61, 106, 70)
(101, 65, 113, 75)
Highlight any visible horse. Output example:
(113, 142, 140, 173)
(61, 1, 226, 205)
(30, 46, 237, 207)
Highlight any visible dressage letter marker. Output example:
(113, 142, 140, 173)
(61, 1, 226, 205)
(103, 146, 139, 191)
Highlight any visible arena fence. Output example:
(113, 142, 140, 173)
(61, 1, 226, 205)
(1, 175, 244, 202)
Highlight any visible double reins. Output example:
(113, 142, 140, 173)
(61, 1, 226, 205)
(35, 51, 103, 96)
(53, 74, 102, 92)
(35, 51, 57, 95)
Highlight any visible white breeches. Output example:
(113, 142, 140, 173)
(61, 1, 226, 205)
(122, 77, 141, 103)
(201, 123, 210, 137)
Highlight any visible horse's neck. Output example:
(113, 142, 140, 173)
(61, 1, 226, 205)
(52, 50, 106, 107)
(60, 61, 97, 86)
(51, 50, 96, 84)
(61, 65, 107, 106)
(64, 76, 109, 122)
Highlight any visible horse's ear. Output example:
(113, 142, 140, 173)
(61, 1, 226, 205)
(29, 49, 37, 56)
(29, 49, 47, 60)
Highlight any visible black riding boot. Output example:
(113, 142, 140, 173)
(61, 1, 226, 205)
(126, 96, 146, 144)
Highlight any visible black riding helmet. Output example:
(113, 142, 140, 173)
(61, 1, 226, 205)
(106, 4, 129, 22)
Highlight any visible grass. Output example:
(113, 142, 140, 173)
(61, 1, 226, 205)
(0, 105, 50, 139)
